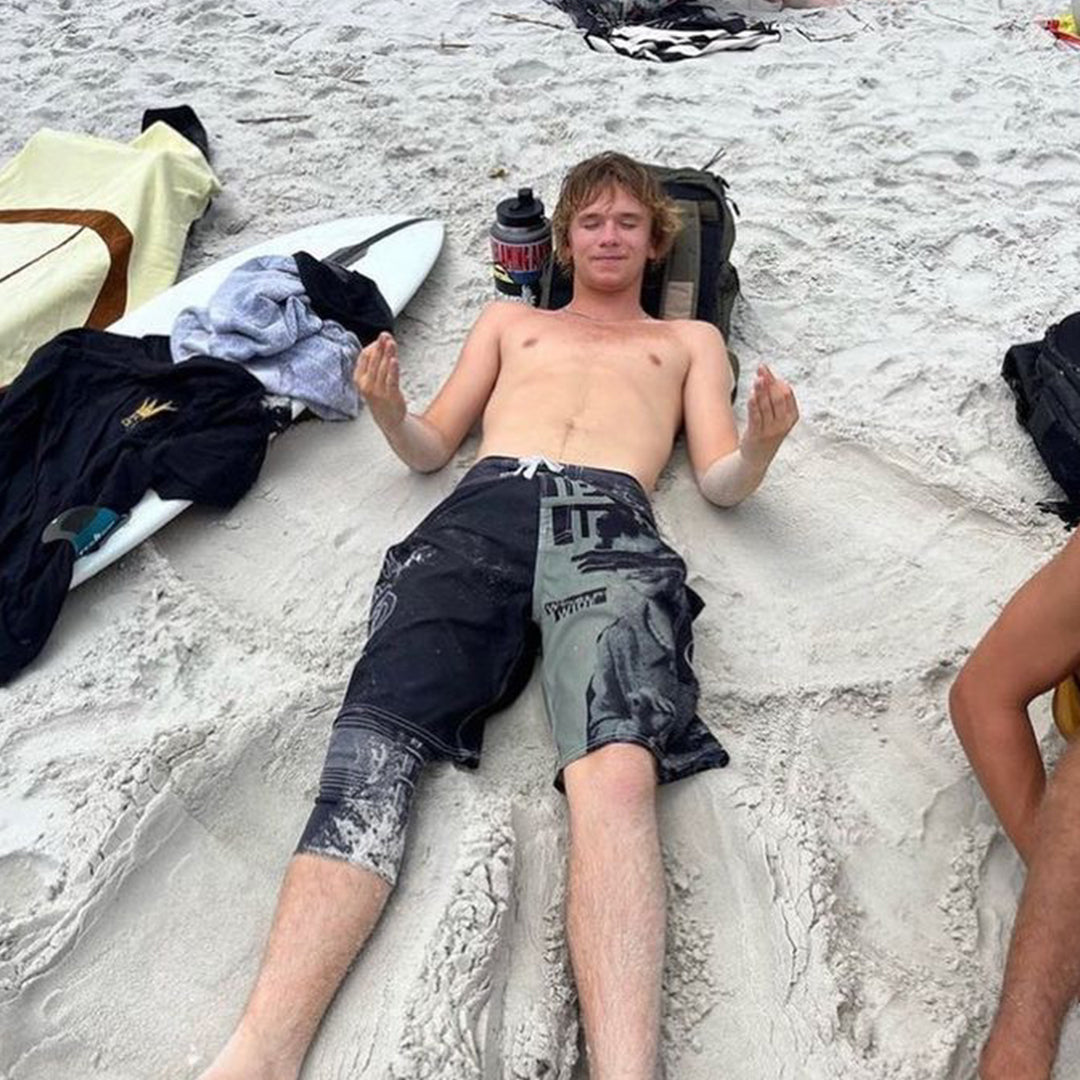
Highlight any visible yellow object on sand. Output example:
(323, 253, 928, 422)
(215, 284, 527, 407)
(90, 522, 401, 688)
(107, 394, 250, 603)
(1053, 674, 1080, 741)
(0, 123, 221, 385)
(1043, 10, 1080, 43)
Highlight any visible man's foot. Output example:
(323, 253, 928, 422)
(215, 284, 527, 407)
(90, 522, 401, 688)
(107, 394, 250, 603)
(980, 1025, 1054, 1080)
(196, 1024, 298, 1080)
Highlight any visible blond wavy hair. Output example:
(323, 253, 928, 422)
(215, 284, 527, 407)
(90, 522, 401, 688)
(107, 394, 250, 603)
(551, 152, 681, 272)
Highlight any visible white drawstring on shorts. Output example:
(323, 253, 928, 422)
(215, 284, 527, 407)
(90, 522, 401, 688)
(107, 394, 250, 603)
(512, 455, 564, 480)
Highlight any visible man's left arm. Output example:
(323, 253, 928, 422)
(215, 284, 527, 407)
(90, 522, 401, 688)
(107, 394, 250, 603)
(681, 323, 799, 507)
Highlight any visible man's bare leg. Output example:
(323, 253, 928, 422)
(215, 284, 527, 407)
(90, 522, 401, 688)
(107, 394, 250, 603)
(564, 744, 665, 1080)
(981, 739, 1080, 1080)
(198, 854, 390, 1080)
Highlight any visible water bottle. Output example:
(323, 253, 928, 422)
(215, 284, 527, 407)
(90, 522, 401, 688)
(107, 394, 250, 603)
(490, 187, 551, 306)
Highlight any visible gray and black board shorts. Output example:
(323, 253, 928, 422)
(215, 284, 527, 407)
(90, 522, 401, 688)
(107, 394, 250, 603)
(335, 455, 729, 787)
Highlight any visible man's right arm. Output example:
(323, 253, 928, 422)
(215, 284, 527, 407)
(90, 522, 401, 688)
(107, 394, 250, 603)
(950, 532, 1080, 864)
(355, 303, 511, 473)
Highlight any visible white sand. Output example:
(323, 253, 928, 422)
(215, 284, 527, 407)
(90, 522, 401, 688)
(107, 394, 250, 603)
(3, 1, 1080, 1076)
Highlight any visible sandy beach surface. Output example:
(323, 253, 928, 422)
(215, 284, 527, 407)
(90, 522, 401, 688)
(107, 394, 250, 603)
(4, 1, 1080, 1076)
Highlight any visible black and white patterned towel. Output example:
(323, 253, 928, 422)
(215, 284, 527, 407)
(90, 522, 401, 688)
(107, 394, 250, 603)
(586, 18, 780, 60)
(546, 2, 781, 60)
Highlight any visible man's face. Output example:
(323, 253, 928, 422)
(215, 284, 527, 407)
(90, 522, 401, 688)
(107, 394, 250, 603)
(565, 184, 656, 290)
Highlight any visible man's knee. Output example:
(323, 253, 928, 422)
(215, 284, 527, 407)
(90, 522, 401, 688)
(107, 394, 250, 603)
(296, 724, 427, 887)
(564, 742, 658, 818)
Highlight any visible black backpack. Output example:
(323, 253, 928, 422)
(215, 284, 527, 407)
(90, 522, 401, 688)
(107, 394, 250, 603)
(1002, 312, 1080, 523)
(538, 163, 741, 390)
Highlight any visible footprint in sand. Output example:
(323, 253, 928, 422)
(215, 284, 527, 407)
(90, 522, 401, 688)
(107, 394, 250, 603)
(388, 798, 516, 1079)
(494, 60, 556, 86)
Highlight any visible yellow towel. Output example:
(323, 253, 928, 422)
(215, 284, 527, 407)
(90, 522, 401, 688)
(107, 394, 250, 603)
(0, 123, 221, 385)
(1053, 674, 1080, 741)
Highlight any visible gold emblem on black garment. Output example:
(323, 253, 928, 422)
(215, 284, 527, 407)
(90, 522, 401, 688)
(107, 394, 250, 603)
(121, 397, 179, 429)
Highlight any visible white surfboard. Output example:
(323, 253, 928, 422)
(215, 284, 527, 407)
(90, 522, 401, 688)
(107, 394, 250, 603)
(68, 214, 443, 588)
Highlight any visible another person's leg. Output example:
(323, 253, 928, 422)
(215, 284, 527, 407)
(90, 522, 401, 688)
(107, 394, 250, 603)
(947, 531, 1080, 1075)
(564, 744, 665, 1080)
(981, 738, 1080, 1079)
(950, 530, 1080, 864)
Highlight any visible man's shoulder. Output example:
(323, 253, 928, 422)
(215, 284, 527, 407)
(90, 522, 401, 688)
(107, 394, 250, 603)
(474, 299, 537, 331)
(666, 317, 727, 352)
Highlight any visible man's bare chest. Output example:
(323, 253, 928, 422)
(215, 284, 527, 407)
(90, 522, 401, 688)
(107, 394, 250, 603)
(498, 318, 691, 387)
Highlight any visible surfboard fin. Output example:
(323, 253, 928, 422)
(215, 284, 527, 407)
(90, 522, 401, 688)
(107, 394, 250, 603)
(42, 506, 127, 557)
(325, 217, 428, 267)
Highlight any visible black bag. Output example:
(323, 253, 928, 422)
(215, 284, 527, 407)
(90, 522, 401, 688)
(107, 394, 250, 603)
(538, 162, 741, 389)
(1002, 312, 1080, 523)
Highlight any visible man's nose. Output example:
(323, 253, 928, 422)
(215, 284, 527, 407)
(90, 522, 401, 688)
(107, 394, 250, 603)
(598, 220, 619, 243)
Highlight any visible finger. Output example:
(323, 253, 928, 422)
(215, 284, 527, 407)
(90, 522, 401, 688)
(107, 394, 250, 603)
(774, 377, 796, 414)
(756, 377, 777, 425)
(380, 341, 398, 394)
(368, 349, 386, 394)
(387, 357, 400, 394)
(354, 347, 372, 389)
(752, 377, 771, 423)
(362, 337, 383, 371)
(747, 391, 763, 435)
(768, 379, 788, 418)
(788, 389, 800, 424)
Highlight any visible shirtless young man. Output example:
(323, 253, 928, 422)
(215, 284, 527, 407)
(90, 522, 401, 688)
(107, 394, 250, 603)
(951, 532, 1080, 1080)
(199, 151, 798, 1080)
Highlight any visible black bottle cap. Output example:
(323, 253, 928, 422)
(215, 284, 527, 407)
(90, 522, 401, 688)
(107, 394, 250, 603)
(496, 187, 546, 228)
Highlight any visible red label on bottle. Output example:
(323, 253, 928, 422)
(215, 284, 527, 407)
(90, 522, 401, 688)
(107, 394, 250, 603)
(490, 236, 552, 279)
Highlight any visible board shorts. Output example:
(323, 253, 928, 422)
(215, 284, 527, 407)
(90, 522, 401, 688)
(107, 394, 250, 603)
(331, 455, 729, 788)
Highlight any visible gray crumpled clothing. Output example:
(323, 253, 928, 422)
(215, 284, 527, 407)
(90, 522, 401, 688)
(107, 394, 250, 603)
(171, 254, 361, 421)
